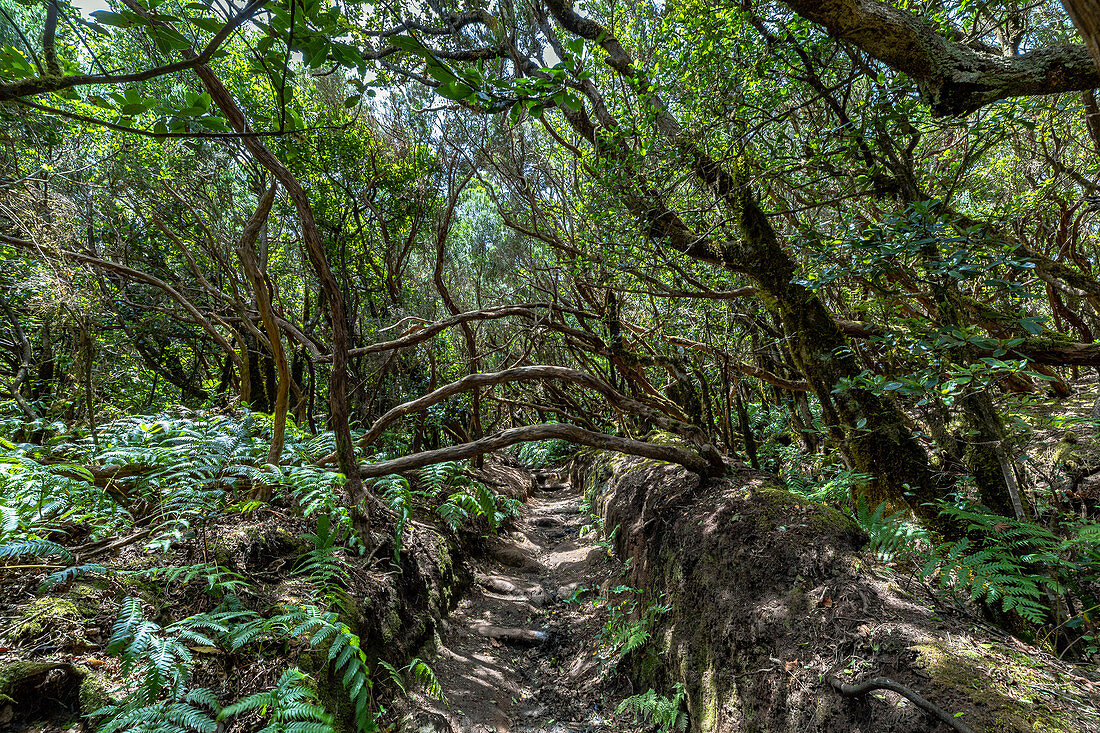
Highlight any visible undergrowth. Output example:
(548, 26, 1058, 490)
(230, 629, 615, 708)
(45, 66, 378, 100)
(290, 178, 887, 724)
(0, 409, 470, 731)
(856, 499, 1100, 654)
(513, 438, 577, 467)
(616, 683, 687, 733)
(370, 460, 520, 565)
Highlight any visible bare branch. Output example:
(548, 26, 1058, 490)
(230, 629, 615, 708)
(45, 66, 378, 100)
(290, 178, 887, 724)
(359, 423, 714, 478)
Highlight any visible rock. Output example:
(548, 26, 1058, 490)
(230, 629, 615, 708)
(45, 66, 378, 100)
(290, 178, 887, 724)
(479, 575, 519, 594)
(398, 711, 454, 732)
(490, 543, 539, 570)
(470, 623, 548, 645)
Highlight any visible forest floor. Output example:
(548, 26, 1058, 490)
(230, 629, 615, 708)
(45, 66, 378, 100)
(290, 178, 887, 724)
(394, 465, 637, 733)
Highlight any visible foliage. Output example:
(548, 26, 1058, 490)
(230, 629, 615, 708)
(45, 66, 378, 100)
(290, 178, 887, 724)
(513, 439, 577, 468)
(3, 0, 1100, 727)
(600, 586, 671, 664)
(267, 605, 377, 731)
(93, 597, 234, 733)
(296, 513, 352, 592)
(377, 657, 445, 702)
(219, 669, 334, 733)
(857, 499, 1100, 645)
(371, 461, 521, 567)
(95, 597, 384, 733)
(616, 684, 687, 733)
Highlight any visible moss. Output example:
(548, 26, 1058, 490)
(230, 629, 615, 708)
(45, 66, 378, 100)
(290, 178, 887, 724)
(67, 582, 99, 604)
(210, 526, 250, 565)
(0, 662, 51, 704)
(381, 607, 402, 644)
(696, 665, 719, 731)
(299, 653, 355, 733)
(913, 637, 1079, 732)
(0, 661, 77, 705)
(77, 669, 112, 715)
(12, 596, 82, 639)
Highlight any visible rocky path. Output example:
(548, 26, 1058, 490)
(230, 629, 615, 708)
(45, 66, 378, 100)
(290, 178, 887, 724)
(402, 466, 625, 732)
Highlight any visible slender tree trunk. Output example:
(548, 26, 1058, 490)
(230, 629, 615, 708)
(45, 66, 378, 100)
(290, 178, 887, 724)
(237, 183, 290, 465)
(734, 382, 759, 470)
(188, 61, 364, 513)
(432, 168, 483, 465)
(119, 0, 366, 526)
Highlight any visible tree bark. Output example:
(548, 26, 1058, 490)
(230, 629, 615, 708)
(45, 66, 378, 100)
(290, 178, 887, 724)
(777, 0, 1100, 115)
(1064, 0, 1100, 71)
(236, 182, 290, 465)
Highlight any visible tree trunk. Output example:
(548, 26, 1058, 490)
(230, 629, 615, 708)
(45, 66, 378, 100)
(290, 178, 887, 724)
(237, 182, 290, 466)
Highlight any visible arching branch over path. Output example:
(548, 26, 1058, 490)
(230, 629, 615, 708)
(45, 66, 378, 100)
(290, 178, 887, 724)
(358, 423, 713, 478)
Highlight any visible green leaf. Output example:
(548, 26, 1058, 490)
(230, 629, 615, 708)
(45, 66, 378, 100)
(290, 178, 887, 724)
(437, 81, 474, 101)
(90, 10, 141, 28)
(188, 17, 225, 33)
(389, 35, 424, 53)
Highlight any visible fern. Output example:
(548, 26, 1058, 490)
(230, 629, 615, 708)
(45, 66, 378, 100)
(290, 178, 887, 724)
(600, 587, 670, 663)
(94, 688, 220, 733)
(436, 494, 475, 531)
(268, 605, 377, 731)
(513, 438, 576, 467)
(854, 498, 930, 562)
(130, 563, 249, 597)
(377, 658, 445, 702)
(97, 599, 236, 733)
(418, 461, 458, 496)
(39, 562, 107, 590)
(616, 684, 687, 733)
(219, 668, 334, 733)
(297, 514, 351, 591)
(861, 500, 1100, 630)
(377, 474, 413, 565)
(0, 538, 73, 563)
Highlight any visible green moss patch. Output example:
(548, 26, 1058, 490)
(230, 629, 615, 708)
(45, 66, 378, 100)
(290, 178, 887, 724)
(913, 636, 1095, 732)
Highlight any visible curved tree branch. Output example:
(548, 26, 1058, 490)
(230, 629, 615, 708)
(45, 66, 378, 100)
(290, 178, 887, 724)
(351, 365, 724, 472)
(826, 675, 974, 733)
(359, 422, 713, 478)
(0, 230, 241, 372)
(0, 0, 269, 102)
(777, 0, 1099, 115)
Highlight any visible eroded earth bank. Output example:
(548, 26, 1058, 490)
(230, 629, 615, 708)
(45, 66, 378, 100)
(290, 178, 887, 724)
(395, 451, 1100, 733)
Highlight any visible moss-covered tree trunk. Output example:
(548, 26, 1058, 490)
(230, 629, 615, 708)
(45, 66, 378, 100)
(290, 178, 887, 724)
(736, 198, 947, 525)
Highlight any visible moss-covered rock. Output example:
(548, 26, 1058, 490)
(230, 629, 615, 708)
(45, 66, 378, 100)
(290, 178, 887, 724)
(11, 596, 84, 640)
(0, 661, 88, 726)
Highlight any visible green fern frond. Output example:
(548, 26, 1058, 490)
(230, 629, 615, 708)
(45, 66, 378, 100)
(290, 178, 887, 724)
(616, 684, 686, 733)
(0, 538, 73, 563)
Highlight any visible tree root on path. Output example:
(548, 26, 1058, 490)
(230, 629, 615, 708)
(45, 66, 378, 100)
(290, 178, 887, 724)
(826, 675, 975, 733)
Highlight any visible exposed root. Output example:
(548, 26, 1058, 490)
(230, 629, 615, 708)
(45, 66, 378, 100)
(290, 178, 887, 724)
(826, 675, 975, 733)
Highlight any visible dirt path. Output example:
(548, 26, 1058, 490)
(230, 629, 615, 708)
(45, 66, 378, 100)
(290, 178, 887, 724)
(401, 466, 625, 732)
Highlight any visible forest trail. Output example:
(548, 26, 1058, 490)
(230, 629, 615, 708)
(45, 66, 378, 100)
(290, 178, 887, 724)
(402, 466, 622, 733)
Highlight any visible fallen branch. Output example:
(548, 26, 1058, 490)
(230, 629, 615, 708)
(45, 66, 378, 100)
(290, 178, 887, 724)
(75, 528, 155, 561)
(826, 675, 974, 733)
